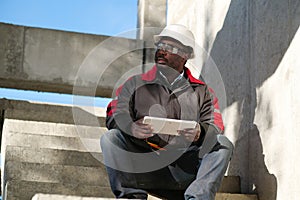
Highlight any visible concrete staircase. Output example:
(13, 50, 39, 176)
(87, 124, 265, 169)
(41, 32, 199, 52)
(0, 100, 258, 200)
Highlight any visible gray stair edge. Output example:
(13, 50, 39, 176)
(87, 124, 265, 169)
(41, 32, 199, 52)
(30, 193, 258, 200)
(32, 193, 162, 200)
(216, 193, 258, 200)
(3, 160, 110, 186)
(3, 118, 108, 138)
(1, 99, 106, 126)
(2, 132, 102, 153)
(3, 180, 115, 200)
(3, 160, 240, 194)
(5, 145, 104, 167)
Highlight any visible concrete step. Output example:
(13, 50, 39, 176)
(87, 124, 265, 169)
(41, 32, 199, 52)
(5, 146, 103, 167)
(2, 132, 102, 153)
(4, 179, 257, 200)
(1, 99, 106, 126)
(30, 193, 258, 200)
(32, 194, 121, 200)
(3, 180, 114, 200)
(5, 146, 240, 193)
(4, 159, 240, 193)
(4, 161, 110, 186)
(31, 193, 161, 200)
(218, 175, 240, 193)
(215, 193, 258, 200)
(1, 119, 106, 163)
(2, 119, 107, 138)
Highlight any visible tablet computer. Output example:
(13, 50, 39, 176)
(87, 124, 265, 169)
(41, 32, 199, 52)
(143, 116, 197, 135)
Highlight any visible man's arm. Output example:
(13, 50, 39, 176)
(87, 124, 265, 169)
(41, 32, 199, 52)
(190, 85, 224, 148)
(106, 79, 135, 134)
(106, 77, 154, 138)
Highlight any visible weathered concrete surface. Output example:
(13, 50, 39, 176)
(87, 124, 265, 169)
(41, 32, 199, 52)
(0, 23, 143, 98)
(0, 99, 243, 199)
(4, 180, 114, 200)
(137, 0, 167, 39)
(3, 119, 107, 138)
(0, 98, 106, 126)
(252, 19, 300, 200)
(137, 0, 167, 67)
(5, 161, 109, 186)
(215, 193, 258, 200)
(31, 193, 257, 200)
(5, 146, 103, 167)
(32, 194, 161, 200)
(32, 194, 121, 200)
(3, 132, 101, 152)
(167, 0, 300, 200)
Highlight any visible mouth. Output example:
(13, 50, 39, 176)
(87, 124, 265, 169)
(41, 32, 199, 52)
(157, 57, 167, 65)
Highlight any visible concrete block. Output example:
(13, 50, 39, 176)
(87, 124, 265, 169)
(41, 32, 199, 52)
(3, 154, 240, 192)
(30, 193, 257, 200)
(0, 23, 24, 78)
(218, 176, 240, 193)
(3, 119, 107, 138)
(137, 0, 167, 65)
(5, 146, 103, 167)
(4, 180, 114, 200)
(31, 193, 161, 200)
(3, 132, 102, 152)
(32, 194, 119, 200)
(0, 99, 106, 126)
(5, 161, 109, 186)
(215, 193, 258, 200)
(4, 146, 240, 190)
(0, 23, 144, 97)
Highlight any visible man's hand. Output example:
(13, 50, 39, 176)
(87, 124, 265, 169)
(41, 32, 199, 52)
(131, 118, 154, 139)
(178, 123, 201, 142)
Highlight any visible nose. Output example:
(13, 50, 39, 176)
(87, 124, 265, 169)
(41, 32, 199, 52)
(157, 48, 168, 56)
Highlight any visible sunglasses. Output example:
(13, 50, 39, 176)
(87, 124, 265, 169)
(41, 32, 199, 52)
(155, 42, 189, 58)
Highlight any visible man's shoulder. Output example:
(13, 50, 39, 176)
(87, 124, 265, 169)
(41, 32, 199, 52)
(123, 66, 157, 84)
(184, 68, 206, 86)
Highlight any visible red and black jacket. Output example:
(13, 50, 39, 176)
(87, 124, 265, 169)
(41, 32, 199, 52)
(106, 65, 224, 149)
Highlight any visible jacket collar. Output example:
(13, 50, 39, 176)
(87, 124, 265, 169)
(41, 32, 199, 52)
(141, 65, 205, 85)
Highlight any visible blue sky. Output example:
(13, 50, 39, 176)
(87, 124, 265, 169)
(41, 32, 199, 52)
(0, 0, 138, 107)
(0, 0, 138, 36)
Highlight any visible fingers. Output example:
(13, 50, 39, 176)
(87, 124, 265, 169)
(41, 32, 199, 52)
(179, 131, 196, 142)
(131, 120, 154, 139)
(178, 124, 201, 142)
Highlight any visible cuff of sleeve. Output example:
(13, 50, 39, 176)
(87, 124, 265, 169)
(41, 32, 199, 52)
(192, 122, 208, 146)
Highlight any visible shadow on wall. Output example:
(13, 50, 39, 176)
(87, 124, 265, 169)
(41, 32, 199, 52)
(207, 0, 300, 199)
(249, 124, 277, 200)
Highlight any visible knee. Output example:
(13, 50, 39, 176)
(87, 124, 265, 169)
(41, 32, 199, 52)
(217, 135, 234, 151)
(216, 135, 234, 160)
(100, 129, 124, 150)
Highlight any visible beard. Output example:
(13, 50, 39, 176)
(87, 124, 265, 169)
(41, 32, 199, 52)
(155, 52, 184, 73)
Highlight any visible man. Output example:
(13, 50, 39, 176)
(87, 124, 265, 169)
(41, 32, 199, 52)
(101, 24, 233, 200)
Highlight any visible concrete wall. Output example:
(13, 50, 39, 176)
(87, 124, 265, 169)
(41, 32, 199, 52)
(137, 0, 167, 70)
(0, 23, 143, 98)
(167, 0, 300, 200)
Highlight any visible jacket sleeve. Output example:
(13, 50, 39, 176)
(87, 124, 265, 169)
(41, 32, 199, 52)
(195, 85, 224, 146)
(106, 77, 136, 135)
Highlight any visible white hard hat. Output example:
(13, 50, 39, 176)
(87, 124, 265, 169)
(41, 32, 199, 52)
(154, 24, 195, 58)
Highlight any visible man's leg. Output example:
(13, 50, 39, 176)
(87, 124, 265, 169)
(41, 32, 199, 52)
(100, 129, 148, 199)
(184, 135, 234, 200)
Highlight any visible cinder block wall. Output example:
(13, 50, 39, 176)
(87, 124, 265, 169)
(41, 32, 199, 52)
(167, 0, 300, 200)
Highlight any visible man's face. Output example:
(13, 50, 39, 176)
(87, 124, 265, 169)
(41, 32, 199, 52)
(154, 38, 189, 73)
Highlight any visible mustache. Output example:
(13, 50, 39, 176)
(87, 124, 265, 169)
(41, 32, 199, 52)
(155, 54, 168, 62)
